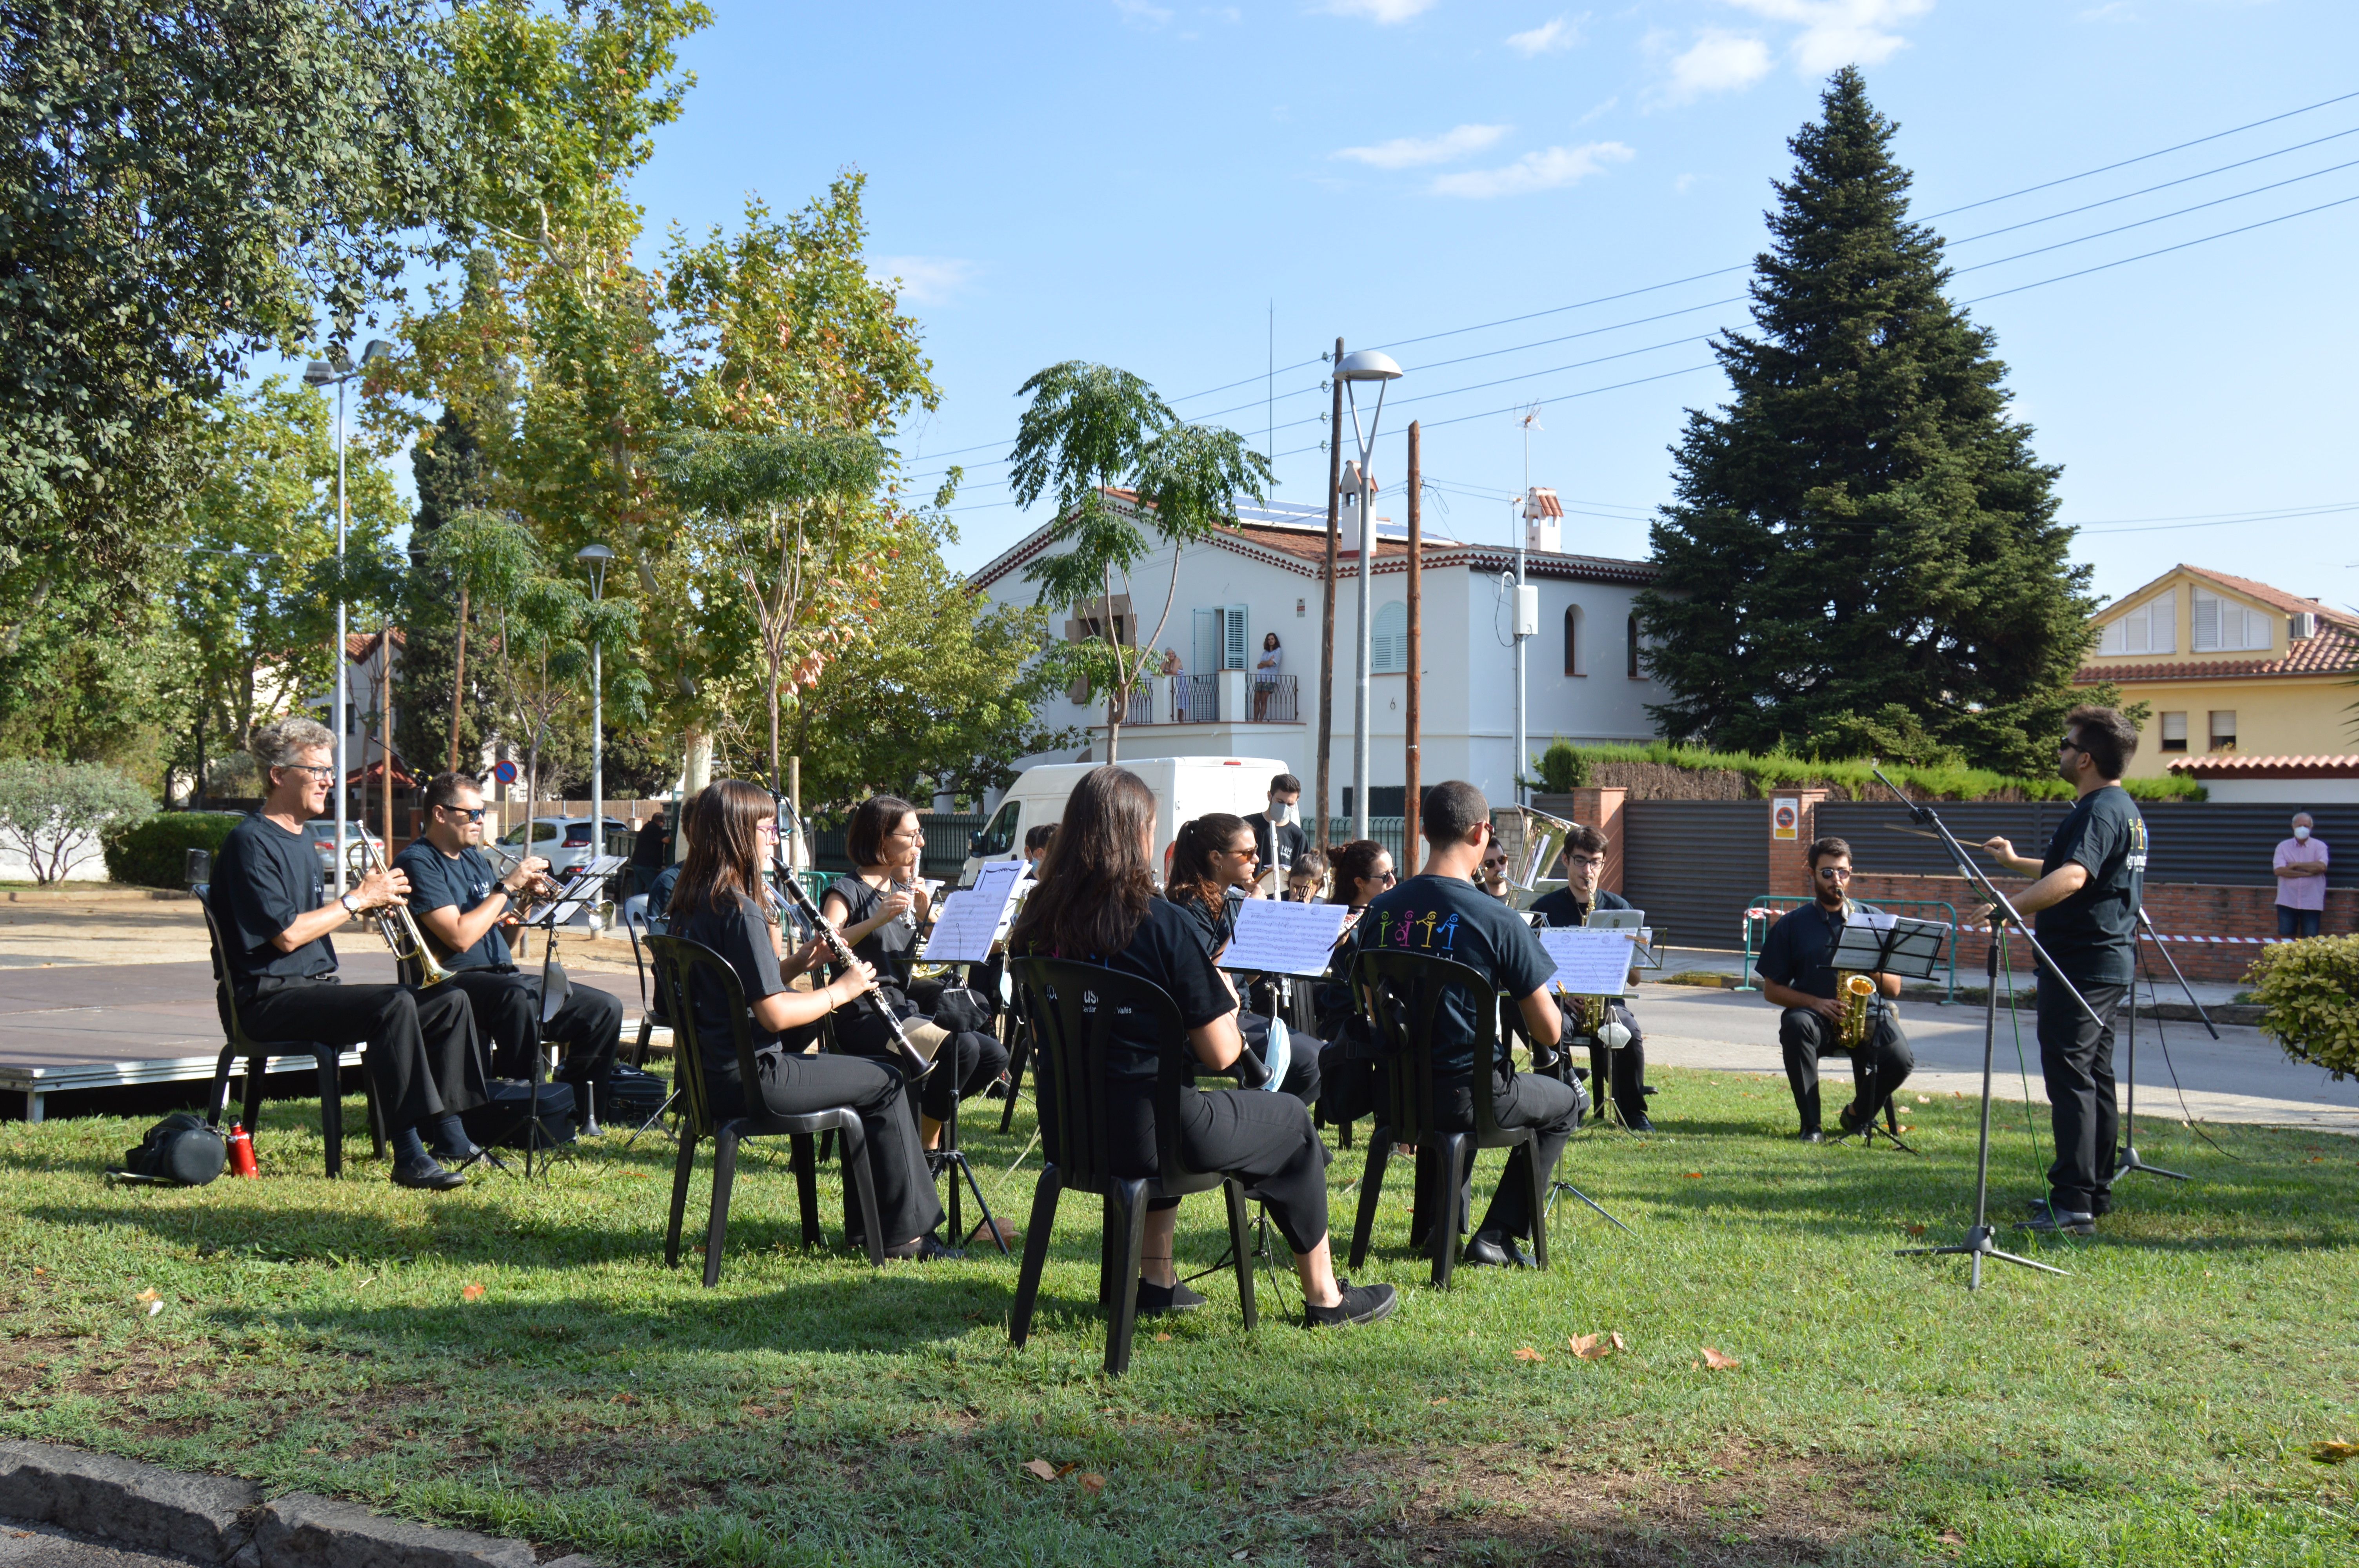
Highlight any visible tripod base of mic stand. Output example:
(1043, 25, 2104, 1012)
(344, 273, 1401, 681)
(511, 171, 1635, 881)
(1545, 1180, 1636, 1235)
(1897, 1224, 2069, 1289)
(2113, 1143, 2189, 1183)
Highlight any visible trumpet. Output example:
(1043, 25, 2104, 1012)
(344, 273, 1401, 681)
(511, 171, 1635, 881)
(485, 843, 566, 923)
(345, 838, 453, 987)
(1838, 972, 1877, 1049)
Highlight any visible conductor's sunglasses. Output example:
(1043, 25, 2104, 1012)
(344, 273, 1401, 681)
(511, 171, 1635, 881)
(440, 806, 487, 821)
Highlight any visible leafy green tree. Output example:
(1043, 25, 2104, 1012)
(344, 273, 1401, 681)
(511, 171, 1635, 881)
(398, 407, 498, 775)
(0, 759, 154, 884)
(418, 510, 541, 775)
(1635, 69, 2103, 775)
(1009, 363, 1273, 761)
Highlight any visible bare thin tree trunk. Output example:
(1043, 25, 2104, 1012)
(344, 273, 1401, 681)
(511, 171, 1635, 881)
(448, 584, 469, 774)
(1102, 565, 1123, 763)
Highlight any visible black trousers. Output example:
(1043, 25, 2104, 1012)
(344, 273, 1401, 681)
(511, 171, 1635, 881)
(835, 1008, 1009, 1124)
(444, 967, 623, 1089)
(1316, 1020, 1379, 1129)
(2038, 979, 2125, 1215)
(716, 1051, 944, 1245)
(238, 976, 488, 1135)
(1579, 1004, 1650, 1123)
(1098, 1084, 1335, 1256)
(1778, 1007, 1915, 1132)
(1432, 1068, 1587, 1241)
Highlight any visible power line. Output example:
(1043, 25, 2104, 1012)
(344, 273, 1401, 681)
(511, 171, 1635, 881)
(1945, 123, 2359, 247)
(1952, 156, 2359, 275)
(1961, 191, 2359, 303)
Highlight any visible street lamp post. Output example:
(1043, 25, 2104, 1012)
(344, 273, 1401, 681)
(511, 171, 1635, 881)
(303, 340, 391, 897)
(576, 543, 614, 864)
(1334, 349, 1402, 844)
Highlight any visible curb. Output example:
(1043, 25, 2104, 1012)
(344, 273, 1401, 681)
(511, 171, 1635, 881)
(3, 887, 193, 904)
(0, 1442, 597, 1568)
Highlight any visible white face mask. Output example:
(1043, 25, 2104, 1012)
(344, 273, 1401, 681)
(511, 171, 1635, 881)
(2294, 825, 2312, 841)
(1270, 799, 1298, 826)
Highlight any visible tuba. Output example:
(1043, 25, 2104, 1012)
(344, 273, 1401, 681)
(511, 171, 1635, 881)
(1838, 972, 1876, 1049)
(345, 838, 452, 987)
(1489, 805, 1576, 911)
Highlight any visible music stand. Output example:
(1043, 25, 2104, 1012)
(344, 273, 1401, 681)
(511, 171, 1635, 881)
(2112, 904, 2218, 1185)
(1826, 915, 1947, 1153)
(512, 853, 629, 1174)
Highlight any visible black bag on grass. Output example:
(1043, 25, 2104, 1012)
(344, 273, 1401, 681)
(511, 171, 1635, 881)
(118, 1114, 226, 1186)
(458, 1079, 578, 1151)
(602, 1062, 670, 1120)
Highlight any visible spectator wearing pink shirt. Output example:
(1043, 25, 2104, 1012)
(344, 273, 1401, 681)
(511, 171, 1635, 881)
(2273, 813, 2329, 938)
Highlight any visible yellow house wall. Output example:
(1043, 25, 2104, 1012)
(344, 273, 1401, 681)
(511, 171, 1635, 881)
(2104, 677, 2351, 778)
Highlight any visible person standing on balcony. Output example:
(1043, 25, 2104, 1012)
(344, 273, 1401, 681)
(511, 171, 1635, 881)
(1254, 631, 1284, 720)
(1161, 647, 1189, 722)
(1245, 773, 1309, 895)
(2273, 813, 2328, 938)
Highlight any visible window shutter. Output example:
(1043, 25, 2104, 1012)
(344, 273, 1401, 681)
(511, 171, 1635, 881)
(1372, 602, 1408, 674)
(2151, 590, 2175, 652)
(1224, 604, 1249, 670)
(2191, 590, 2220, 651)
(1192, 608, 1219, 676)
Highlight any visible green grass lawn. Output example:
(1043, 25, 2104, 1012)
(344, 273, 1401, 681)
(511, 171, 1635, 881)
(2, 1068, 2354, 1567)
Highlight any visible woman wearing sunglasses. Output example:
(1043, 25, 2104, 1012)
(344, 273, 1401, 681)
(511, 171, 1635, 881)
(1165, 815, 1323, 1105)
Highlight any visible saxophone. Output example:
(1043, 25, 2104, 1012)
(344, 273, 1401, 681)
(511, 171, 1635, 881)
(1838, 973, 1876, 1049)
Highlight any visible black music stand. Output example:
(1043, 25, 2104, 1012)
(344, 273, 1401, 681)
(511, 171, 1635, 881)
(511, 853, 628, 1174)
(1826, 914, 1948, 1153)
(1874, 767, 2108, 1290)
(2112, 905, 2218, 1185)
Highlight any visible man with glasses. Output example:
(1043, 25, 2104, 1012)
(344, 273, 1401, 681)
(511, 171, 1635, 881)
(208, 719, 487, 1190)
(1978, 705, 2148, 1236)
(1529, 826, 1654, 1131)
(396, 772, 625, 1135)
(1754, 836, 1915, 1142)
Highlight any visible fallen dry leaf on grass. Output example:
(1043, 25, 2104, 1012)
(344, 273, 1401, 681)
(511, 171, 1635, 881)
(1021, 1459, 1081, 1482)
(135, 1288, 159, 1302)
(1907, 1223, 1928, 1237)
(1154, 1332, 1171, 1342)
(1699, 1345, 1741, 1370)
(31, 1268, 45, 1276)
(1917, 1095, 1931, 1105)
(2310, 1440, 2359, 1464)
(1079, 1473, 1106, 1494)
(462, 1283, 485, 1301)
(1682, 1171, 1703, 1179)
(1513, 1346, 1546, 1363)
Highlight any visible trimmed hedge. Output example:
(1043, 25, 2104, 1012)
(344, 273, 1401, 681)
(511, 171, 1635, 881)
(103, 811, 243, 889)
(2250, 935, 2359, 1081)
(1528, 738, 2205, 803)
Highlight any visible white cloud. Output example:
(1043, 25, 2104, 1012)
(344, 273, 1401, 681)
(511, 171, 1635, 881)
(871, 256, 975, 307)
(1506, 16, 1581, 55)
(1429, 140, 1634, 198)
(1725, 0, 1936, 74)
(1664, 29, 1772, 101)
(1334, 123, 1510, 170)
(1112, 0, 1172, 25)
(2079, 0, 2135, 18)
(1321, 0, 1438, 23)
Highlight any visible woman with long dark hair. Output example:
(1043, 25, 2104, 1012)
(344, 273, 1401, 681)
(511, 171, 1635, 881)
(820, 794, 1009, 1148)
(1167, 812, 1323, 1106)
(1009, 767, 1394, 1329)
(1315, 838, 1395, 1130)
(669, 780, 952, 1259)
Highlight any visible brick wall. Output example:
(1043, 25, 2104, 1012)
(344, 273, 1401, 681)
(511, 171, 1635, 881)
(1564, 786, 1628, 894)
(1846, 871, 2356, 985)
(1767, 789, 1833, 897)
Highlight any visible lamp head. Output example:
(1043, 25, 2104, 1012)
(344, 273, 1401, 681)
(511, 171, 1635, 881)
(302, 360, 336, 387)
(1333, 349, 1403, 383)
(575, 543, 615, 564)
(360, 339, 393, 363)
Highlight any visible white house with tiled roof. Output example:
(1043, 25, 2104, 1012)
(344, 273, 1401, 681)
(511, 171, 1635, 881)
(2077, 564, 2359, 779)
(971, 494, 1665, 815)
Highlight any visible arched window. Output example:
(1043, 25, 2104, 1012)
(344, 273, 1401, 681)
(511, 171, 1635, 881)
(1371, 601, 1408, 674)
(1627, 613, 1642, 679)
(1563, 605, 1583, 675)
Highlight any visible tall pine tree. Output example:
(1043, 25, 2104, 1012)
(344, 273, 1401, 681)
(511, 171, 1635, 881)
(396, 407, 491, 775)
(1636, 69, 2106, 775)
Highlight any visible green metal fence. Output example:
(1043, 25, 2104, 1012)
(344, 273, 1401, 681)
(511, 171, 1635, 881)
(1736, 894, 1958, 1004)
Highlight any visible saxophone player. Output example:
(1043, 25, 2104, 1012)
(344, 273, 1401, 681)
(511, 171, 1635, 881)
(207, 719, 488, 1189)
(1753, 837, 1915, 1142)
(395, 772, 626, 1134)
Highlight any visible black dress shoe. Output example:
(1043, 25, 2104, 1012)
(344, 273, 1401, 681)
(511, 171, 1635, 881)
(881, 1234, 963, 1261)
(1794, 1129, 1825, 1144)
(391, 1158, 465, 1191)
(1836, 1102, 1872, 1138)
(1461, 1231, 1539, 1269)
(1623, 1114, 1656, 1133)
(2019, 1199, 2095, 1236)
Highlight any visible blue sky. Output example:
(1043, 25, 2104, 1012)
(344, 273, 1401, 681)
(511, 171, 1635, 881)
(617, 1, 2359, 610)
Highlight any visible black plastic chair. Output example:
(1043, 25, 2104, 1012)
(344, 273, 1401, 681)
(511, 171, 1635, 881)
(1346, 948, 1550, 1290)
(193, 886, 383, 1177)
(643, 934, 883, 1284)
(1006, 957, 1259, 1377)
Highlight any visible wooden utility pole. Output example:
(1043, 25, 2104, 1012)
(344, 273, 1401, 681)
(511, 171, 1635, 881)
(1315, 336, 1344, 855)
(380, 622, 396, 846)
(1404, 422, 1422, 859)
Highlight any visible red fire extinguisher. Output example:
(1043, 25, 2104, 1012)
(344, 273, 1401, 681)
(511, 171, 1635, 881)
(227, 1123, 258, 1178)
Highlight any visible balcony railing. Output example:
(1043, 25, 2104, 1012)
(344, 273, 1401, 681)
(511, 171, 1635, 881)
(1097, 671, 1303, 725)
(1249, 673, 1299, 724)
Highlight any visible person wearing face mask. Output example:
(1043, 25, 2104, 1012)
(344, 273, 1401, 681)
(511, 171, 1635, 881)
(1243, 774, 1309, 896)
(2273, 813, 2328, 939)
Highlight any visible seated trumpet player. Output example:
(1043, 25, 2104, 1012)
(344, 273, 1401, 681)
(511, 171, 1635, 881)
(1754, 836, 1916, 1142)
(393, 772, 625, 1134)
(1528, 826, 1654, 1132)
(820, 794, 1008, 1151)
(209, 719, 488, 1191)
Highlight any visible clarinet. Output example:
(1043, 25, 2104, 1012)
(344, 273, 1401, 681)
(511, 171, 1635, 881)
(770, 798, 937, 1083)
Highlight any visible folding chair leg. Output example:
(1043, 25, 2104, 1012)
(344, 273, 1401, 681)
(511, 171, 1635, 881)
(791, 1134, 822, 1250)
(240, 1052, 266, 1137)
(1432, 1133, 1468, 1290)
(1105, 1180, 1149, 1377)
(702, 1125, 740, 1287)
(663, 1126, 699, 1269)
(998, 1034, 1029, 1134)
(1349, 1130, 1392, 1271)
(1008, 1166, 1063, 1350)
(1525, 1135, 1549, 1272)
(1223, 1179, 1258, 1333)
(365, 1068, 385, 1160)
(838, 1117, 883, 1267)
(206, 1047, 237, 1129)
(1099, 1192, 1122, 1310)
(316, 1052, 343, 1179)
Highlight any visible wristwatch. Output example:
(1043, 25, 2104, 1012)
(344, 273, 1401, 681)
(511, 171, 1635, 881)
(338, 891, 360, 915)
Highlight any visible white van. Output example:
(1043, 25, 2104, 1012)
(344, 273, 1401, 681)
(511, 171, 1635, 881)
(958, 756, 1290, 887)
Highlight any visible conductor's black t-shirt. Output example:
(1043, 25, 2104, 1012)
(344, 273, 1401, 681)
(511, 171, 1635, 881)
(1350, 873, 1556, 1076)
(1753, 900, 1849, 1001)
(2035, 785, 2146, 986)
(1528, 886, 1630, 929)
(212, 813, 334, 986)
(393, 840, 511, 969)
(671, 893, 790, 1093)
(1021, 896, 1233, 1087)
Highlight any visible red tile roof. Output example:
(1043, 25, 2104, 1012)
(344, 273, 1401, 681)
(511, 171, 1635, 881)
(2075, 617, 2359, 683)
(2177, 565, 2354, 625)
(2165, 754, 2359, 779)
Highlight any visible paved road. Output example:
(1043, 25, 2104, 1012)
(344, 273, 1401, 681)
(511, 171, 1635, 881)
(0, 1518, 194, 1566)
(1631, 982, 2359, 1134)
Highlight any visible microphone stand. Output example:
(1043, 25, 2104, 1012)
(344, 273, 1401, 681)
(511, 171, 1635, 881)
(2113, 905, 2214, 1185)
(1874, 766, 2102, 1289)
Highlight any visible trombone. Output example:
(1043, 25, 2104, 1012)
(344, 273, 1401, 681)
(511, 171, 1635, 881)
(345, 837, 453, 987)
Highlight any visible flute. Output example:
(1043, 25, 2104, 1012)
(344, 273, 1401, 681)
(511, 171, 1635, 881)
(769, 800, 937, 1083)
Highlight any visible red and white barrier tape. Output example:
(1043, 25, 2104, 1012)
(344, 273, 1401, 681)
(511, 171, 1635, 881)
(1741, 908, 2290, 946)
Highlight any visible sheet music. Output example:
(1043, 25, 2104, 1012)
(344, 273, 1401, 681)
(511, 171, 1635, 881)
(917, 860, 1027, 964)
(1537, 928, 1639, 996)
(1218, 898, 1353, 978)
(545, 853, 630, 926)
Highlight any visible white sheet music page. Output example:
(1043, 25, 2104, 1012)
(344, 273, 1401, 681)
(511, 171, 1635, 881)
(1537, 928, 1637, 995)
(919, 860, 1026, 963)
(1218, 898, 1353, 977)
